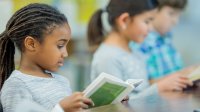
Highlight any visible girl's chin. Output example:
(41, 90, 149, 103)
(134, 38, 145, 43)
(48, 68, 59, 72)
(131, 35, 146, 43)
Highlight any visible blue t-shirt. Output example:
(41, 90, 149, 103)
(129, 31, 184, 79)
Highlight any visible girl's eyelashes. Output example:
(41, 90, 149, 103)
(169, 12, 174, 16)
(57, 44, 65, 49)
(145, 17, 154, 24)
(145, 20, 150, 24)
(144, 19, 151, 24)
(169, 11, 177, 16)
(57, 39, 70, 49)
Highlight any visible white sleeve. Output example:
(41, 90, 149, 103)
(15, 100, 64, 112)
(15, 100, 47, 112)
(51, 104, 64, 112)
(1, 79, 33, 112)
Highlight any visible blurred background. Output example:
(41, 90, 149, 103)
(0, 0, 200, 91)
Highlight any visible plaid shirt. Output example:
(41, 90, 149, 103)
(130, 31, 184, 79)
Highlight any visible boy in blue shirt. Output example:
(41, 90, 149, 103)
(130, 0, 188, 82)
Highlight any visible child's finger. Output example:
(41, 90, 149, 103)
(122, 96, 129, 101)
(81, 102, 89, 109)
(175, 81, 187, 89)
(178, 77, 193, 86)
(82, 97, 94, 106)
(173, 86, 182, 91)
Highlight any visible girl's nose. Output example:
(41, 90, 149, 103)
(63, 48, 68, 58)
(172, 15, 180, 26)
(148, 23, 154, 32)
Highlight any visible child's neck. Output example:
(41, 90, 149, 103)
(19, 56, 53, 78)
(104, 31, 131, 53)
(19, 67, 52, 78)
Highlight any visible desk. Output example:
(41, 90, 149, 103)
(85, 87, 200, 112)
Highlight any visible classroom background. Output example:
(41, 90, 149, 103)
(0, 0, 200, 91)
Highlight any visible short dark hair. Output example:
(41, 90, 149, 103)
(158, 0, 188, 10)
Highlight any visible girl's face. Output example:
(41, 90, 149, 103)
(153, 6, 181, 35)
(123, 9, 157, 43)
(35, 23, 71, 72)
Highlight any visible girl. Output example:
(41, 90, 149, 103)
(0, 3, 93, 112)
(87, 0, 193, 96)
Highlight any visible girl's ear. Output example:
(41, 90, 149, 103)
(24, 36, 39, 52)
(115, 12, 130, 30)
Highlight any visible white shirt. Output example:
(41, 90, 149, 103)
(1, 70, 72, 112)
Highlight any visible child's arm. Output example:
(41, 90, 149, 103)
(51, 104, 65, 112)
(150, 65, 198, 84)
(1, 79, 33, 112)
(58, 92, 94, 112)
(157, 73, 193, 92)
(150, 65, 198, 91)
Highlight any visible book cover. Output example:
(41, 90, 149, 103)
(83, 72, 143, 108)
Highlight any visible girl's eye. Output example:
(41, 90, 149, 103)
(144, 18, 153, 24)
(145, 19, 151, 24)
(145, 20, 150, 24)
(57, 45, 64, 49)
(169, 11, 176, 16)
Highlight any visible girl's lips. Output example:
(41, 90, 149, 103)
(58, 61, 64, 66)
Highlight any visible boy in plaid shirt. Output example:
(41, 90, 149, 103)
(130, 0, 187, 81)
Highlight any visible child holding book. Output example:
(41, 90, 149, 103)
(0, 3, 93, 112)
(88, 0, 193, 95)
(129, 0, 194, 84)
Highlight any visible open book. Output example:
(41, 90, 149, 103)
(83, 72, 143, 108)
(188, 66, 200, 83)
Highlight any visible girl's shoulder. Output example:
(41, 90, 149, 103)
(51, 72, 70, 85)
(94, 43, 127, 60)
(1, 71, 31, 98)
(3, 70, 27, 87)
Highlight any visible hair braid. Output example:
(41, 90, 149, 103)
(0, 3, 68, 89)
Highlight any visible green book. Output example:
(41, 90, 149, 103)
(83, 72, 143, 108)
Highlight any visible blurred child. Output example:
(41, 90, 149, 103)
(129, 0, 189, 82)
(0, 3, 93, 112)
(88, 0, 193, 95)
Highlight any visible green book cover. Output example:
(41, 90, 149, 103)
(89, 82, 126, 108)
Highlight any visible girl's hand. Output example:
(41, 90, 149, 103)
(121, 96, 129, 102)
(157, 73, 193, 92)
(121, 96, 129, 104)
(59, 92, 94, 112)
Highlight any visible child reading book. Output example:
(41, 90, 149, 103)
(87, 0, 193, 95)
(0, 3, 94, 112)
(129, 0, 188, 80)
(14, 72, 142, 111)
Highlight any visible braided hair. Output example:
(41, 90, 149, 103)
(0, 3, 68, 89)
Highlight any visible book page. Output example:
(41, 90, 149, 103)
(89, 82, 126, 108)
(125, 79, 143, 88)
(188, 66, 200, 82)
